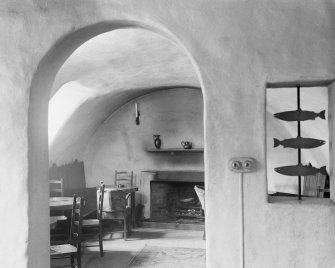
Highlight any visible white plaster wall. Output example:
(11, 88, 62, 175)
(0, 21, 30, 267)
(83, 88, 204, 187)
(2, 1, 335, 268)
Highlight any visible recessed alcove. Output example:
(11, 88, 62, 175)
(266, 80, 335, 203)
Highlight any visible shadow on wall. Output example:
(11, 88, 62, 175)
(49, 160, 86, 191)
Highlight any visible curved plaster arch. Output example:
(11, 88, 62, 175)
(28, 20, 206, 268)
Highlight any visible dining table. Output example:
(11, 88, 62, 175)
(103, 185, 139, 228)
(49, 197, 74, 211)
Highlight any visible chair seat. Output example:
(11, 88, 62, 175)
(82, 219, 100, 227)
(50, 244, 77, 256)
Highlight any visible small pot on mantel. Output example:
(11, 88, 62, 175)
(153, 134, 161, 149)
(181, 141, 192, 149)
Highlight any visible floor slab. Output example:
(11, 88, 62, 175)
(51, 228, 206, 268)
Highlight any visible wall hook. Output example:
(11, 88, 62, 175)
(135, 103, 140, 125)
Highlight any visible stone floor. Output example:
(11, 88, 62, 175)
(51, 228, 206, 268)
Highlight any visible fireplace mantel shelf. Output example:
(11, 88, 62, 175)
(146, 148, 204, 154)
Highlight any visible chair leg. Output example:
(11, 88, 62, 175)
(99, 224, 104, 257)
(77, 254, 81, 268)
(124, 217, 127, 241)
(127, 219, 131, 236)
(70, 256, 75, 268)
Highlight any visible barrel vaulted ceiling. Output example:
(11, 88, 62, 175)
(48, 28, 200, 164)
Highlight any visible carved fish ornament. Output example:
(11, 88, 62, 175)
(274, 163, 327, 176)
(274, 109, 325, 121)
(273, 136, 325, 149)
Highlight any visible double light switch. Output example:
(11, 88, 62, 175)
(228, 157, 256, 173)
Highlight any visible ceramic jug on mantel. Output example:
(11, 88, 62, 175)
(153, 134, 161, 149)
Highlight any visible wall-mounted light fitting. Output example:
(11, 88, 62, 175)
(135, 103, 140, 125)
(228, 157, 256, 173)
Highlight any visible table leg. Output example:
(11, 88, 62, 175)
(131, 192, 136, 228)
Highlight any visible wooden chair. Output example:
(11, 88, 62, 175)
(81, 182, 105, 257)
(303, 172, 329, 198)
(102, 189, 131, 241)
(50, 178, 64, 197)
(50, 195, 85, 268)
(194, 185, 205, 240)
(114, 171, 134, 187)
(114, 171, 136, 227)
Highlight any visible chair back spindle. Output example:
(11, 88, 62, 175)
(114, 171, 134, 187)
(97, 182, 105, 220)
(50, 178, 64, 197)
(69, 195, 85, 254)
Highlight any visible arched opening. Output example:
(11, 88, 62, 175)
(28, 21, 206, 267)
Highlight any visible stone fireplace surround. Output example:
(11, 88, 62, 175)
(140, 170, 204, 220)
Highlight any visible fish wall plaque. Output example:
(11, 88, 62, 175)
(273, 136, 325, 149)
(274, 109, 325, 121)
(274, 163, 327, 176)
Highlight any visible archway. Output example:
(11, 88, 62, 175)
(28, 20, 205, 267)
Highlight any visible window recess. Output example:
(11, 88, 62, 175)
(266, 84, 330, 201)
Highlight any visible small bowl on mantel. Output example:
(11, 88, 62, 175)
(181, 141, 192, 149)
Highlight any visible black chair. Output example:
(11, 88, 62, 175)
(50, 195, 85, 268)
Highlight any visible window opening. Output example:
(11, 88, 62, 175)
(267, 86, 329, 200)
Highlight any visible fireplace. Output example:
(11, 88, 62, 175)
(150, 180, 204, 223)
(140, 170, 205, 221)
